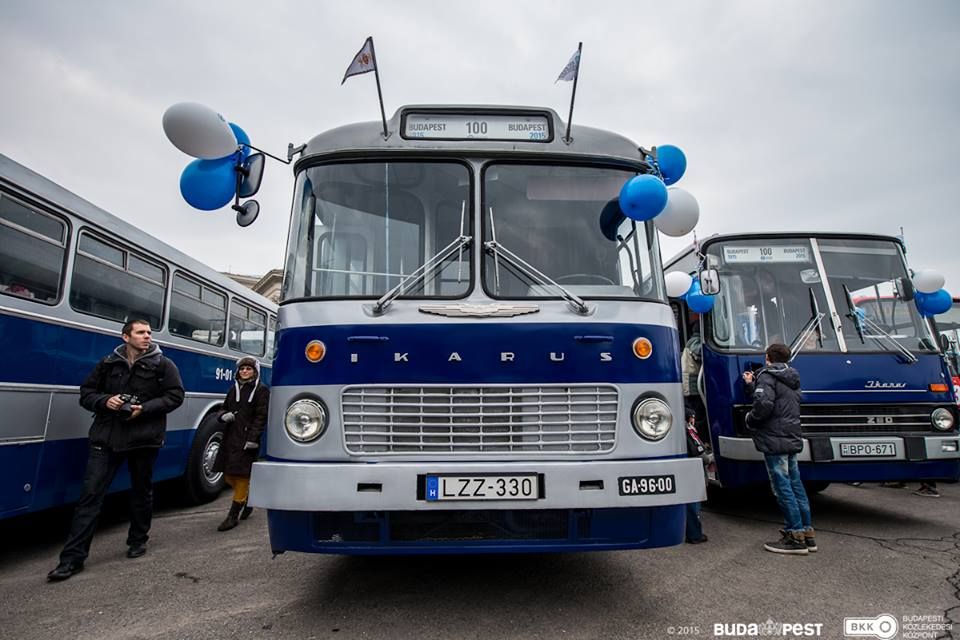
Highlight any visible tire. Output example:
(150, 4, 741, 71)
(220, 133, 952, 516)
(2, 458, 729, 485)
(182, 413, 226, 504)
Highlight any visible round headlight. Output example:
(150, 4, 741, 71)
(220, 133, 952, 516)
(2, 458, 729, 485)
(284, 399, 328, 442)
(632, 397, 673, 441)
(931, 407, 955, 431)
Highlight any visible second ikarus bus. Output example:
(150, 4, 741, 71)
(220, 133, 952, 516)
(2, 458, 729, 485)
(249, 105, 706, 554)
(666, 232, 960, 490)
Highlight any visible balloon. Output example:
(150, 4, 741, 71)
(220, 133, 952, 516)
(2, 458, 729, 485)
(179, 156, 237, 210)
(163, 102, 237, 159)
(656, 145, 687, 186)
(664, 271, 694, 298)
(598, 199, 626, 241)
(913, 269, 945, 294)
(654, 188, 700, 237)
(618, 175, 668, 221)
(685, 279, 715, 313)
(229, 123, 250, 160)
(915, 289, 952, 316)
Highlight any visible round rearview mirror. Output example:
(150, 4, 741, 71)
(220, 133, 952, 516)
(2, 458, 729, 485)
(234, 200, 260, 227)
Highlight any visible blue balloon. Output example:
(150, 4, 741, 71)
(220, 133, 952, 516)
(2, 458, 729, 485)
(915, 289, 952, 317)
(657, 145, 687, 186)
(180, 156, 237, 210)
(229, 123, 250, 160)
(685, 279, 716, 313)
(618, 175, 668, 221)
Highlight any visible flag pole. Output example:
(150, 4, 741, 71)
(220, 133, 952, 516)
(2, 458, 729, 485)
(563, 42, 582, 144)
(368, 37, 389, 139)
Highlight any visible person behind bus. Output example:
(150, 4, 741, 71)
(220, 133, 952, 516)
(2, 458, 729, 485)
(213, 356, 269, 531)
(742, 343, 816, 555)
(685, 406, 712, 544)
(47, 319, 184, 581)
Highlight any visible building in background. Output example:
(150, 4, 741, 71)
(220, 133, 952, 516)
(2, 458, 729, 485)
(224, 269, 282, 303)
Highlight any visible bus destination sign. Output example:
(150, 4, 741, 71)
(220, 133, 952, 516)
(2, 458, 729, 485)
(723, 245, 811, 263)
(403, 113, 551, 142)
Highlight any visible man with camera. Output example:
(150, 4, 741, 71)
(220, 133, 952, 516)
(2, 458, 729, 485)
(47, 319, 184, 581)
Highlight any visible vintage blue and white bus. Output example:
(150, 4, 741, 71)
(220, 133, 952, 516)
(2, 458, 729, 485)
(248, 105, 706, 554)
(0, 153, 276, 519)
(665, 232, 960, 490)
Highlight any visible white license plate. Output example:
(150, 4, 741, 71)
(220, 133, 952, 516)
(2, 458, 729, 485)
(839, 442, 897, 457)
(618, 474, 676, 496)
(425, 474, 539, 501)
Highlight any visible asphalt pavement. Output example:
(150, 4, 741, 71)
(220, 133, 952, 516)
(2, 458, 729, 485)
(1, 481, 957, 640)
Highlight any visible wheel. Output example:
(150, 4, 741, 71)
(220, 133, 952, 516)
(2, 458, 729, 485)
(182, 413, 226, 504)
(803, 481, 831, 495)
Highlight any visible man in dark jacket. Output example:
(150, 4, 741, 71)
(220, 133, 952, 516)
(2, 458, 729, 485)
(743, 343, 816, 555)
(47, 320, 184, 581)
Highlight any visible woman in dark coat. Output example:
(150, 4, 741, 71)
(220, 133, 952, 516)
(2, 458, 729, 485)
(214, 356, 269, 531)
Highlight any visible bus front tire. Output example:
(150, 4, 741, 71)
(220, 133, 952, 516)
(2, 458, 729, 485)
(183, 414, 226, 504)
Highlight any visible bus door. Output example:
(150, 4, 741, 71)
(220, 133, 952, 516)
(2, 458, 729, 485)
(0, 371, 48, 516)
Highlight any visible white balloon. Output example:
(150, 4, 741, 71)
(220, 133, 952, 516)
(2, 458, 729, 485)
(654, 187, 700, 237)
(913, 269, 945, 294)
(162, 102, 238, 159)
(664, 271, 694, 298)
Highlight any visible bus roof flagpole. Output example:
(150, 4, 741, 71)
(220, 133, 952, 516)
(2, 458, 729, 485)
(342, 36, 389, 139)
(368, 37, 390, 140)
(562, 42, 583, 144)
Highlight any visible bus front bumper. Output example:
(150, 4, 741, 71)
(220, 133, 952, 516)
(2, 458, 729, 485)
(248, 457, 706, 511)
(718, 434, 960, 462)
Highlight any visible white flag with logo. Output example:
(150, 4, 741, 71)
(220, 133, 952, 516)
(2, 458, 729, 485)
(342, 37, 376, 84)
(555, 49, 580, 83)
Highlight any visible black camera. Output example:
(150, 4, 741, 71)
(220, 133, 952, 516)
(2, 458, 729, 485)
(117, 393, 140, 418)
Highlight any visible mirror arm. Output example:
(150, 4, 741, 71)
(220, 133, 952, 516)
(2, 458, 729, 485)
(241, 142, 294, 165)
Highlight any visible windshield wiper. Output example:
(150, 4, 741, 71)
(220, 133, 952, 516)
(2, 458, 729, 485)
(483, 240, 592, 315)
(842, 284, 917, 364)
(789, 288, 825, 361)
(371, 234, 472, 315)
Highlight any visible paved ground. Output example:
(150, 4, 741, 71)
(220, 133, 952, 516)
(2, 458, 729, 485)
(1, 482, 957, 640)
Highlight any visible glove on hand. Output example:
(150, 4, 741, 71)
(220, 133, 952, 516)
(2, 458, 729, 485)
(220, 412, 235, 423)
(243, 441, 259, 450)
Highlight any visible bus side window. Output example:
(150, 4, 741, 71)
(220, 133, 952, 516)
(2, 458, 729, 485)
(69, 231, 166, 327)
(0, 194, 67, 304)
(228, 301, 266, 356)
(169, 273, 226, 346)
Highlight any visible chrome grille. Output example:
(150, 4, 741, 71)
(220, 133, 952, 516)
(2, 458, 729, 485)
(800, 404, 935, 434)
(341, 385, 619, 454)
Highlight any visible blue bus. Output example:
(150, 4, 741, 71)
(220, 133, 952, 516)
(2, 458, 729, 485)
(0, 154, 276, 519)
(249, 105, 706, 555)
(665, 232, 960, 490)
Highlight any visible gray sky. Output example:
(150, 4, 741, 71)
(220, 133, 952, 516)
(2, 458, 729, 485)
(2, 0, 959, 287)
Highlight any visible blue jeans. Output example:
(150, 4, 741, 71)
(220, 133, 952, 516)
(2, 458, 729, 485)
(763, 453, 812, 534)
(685, 501, 704, 541)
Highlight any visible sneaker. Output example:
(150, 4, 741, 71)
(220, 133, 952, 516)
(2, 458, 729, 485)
(913, 485, 940, 498)
(764, 531, 808, 555)
(803, 529, 818, 552)
(880, 481, 906, 489)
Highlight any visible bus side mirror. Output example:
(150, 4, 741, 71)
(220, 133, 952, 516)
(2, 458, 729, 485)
(699, 268, 720, 296)
(238, 153, 265, 198)
(940, 333, 952, 352)
(897, 276, 915, 302)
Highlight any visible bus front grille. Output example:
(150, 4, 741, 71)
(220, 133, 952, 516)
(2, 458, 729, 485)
(734, 404, 943, 436)
(341, 384, 619, 454)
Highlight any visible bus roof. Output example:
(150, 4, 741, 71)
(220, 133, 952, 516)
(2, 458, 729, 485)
(0, 153, 275, 309)
(664, 231, 906, 271)
(298, 105, 649, 168)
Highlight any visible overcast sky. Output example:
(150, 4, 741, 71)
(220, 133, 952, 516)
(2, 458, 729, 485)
(2, 0, 959, 286)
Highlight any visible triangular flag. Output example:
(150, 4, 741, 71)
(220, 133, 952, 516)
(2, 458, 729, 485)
(555, 49, 580, 83)
(342, 37, 376, 84)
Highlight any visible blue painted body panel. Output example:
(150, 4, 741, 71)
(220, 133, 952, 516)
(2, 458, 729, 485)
(273, 322, 680, 386)
(701, 346, 960, 486)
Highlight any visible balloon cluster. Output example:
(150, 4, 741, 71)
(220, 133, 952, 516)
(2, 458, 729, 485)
(664, 271, 715, 313)
(618, 145, 700, 237)
(162, 103, 250, 211)
(912, 269, 952, 317)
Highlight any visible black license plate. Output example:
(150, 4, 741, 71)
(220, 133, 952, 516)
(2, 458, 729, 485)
(618, 474, 676, 496)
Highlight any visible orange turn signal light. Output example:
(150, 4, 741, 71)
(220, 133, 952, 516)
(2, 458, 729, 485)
(305, 340, 326, 363)
(929, 383, 949, 393)
(632, 337, 653, 360)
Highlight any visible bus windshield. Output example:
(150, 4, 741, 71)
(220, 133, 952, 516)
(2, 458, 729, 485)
(706, 236, 934, 354)
(481, 164, 664, 300)
(283, 161, 471, 300)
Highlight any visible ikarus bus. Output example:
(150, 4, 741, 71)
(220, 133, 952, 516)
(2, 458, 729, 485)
(665, 232, 960, 491)
(249, 106, 706, 554)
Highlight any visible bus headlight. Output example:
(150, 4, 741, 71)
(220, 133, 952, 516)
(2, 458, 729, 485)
(931, 408, 955, 431)
(285, 399, 328, 442)
(631, 397, 673, 441)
